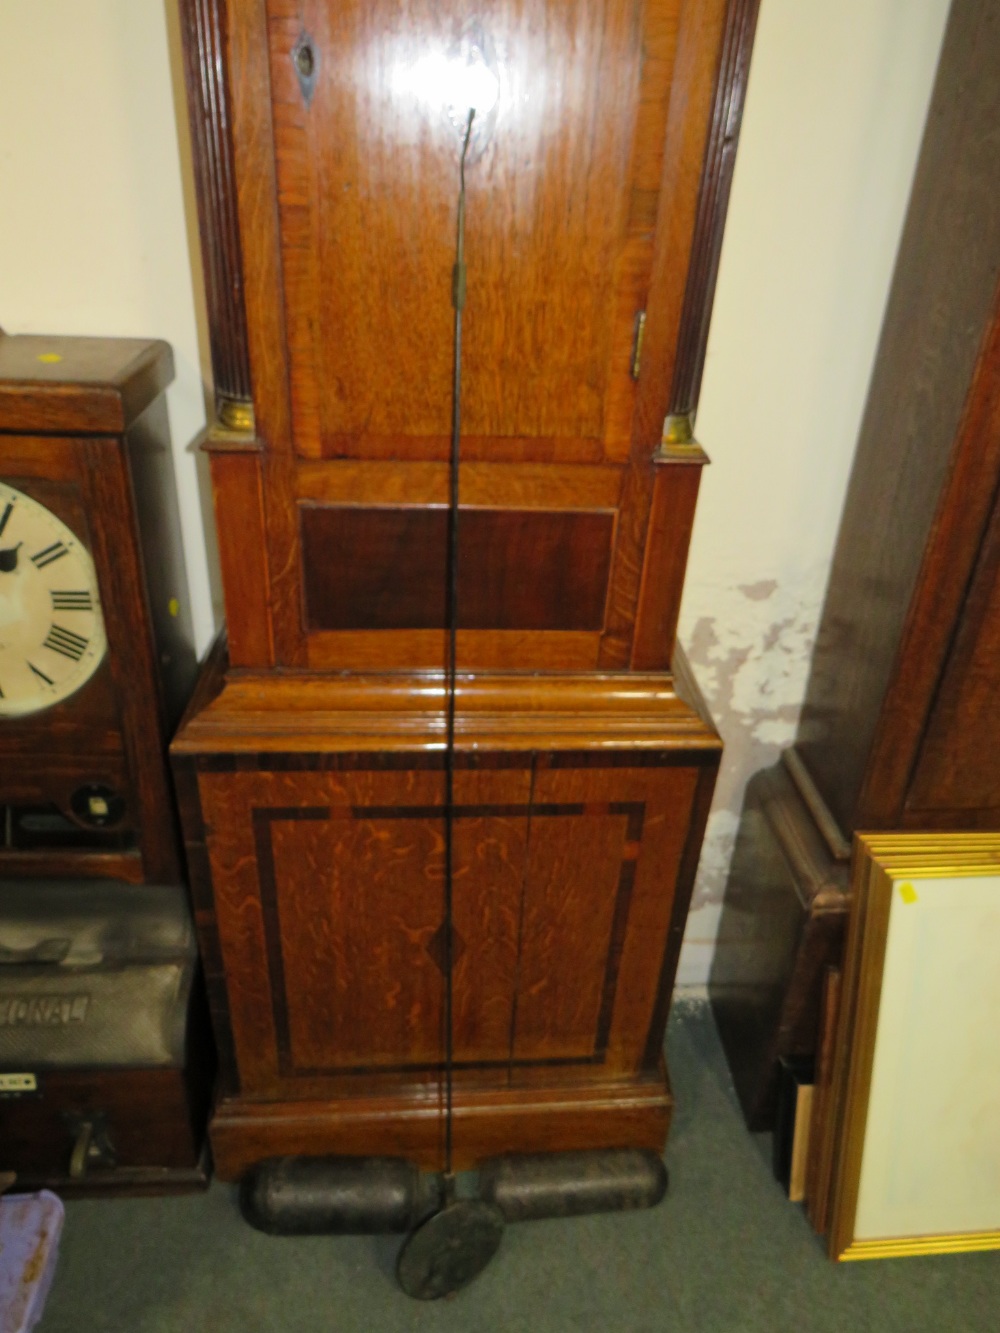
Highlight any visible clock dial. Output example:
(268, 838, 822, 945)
(0, 482, 107, 717)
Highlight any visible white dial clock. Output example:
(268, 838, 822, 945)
(0, 482, 107, 717)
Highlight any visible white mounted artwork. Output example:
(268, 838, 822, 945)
(826, 834, 1000, 1260)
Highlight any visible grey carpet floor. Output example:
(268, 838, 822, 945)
(38, 1000, 999, 1331)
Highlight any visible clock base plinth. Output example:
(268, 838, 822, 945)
(209, 1066, 673, 1182)
(172, 647, 720, 1178)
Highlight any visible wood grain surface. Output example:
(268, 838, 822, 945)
(300, 504, 614, 631)
(189, 0, 745, 670)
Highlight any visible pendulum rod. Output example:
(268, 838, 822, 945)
(443, 107, 476, 1191)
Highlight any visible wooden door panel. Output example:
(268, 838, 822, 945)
(266, 0, 680, 461)
(199, 766, 532, 1092)
(513, 807, 634, 1061)
(525, 763, 700, 1073)
(265, 811, 445, 1071)
(197, 758, 702, 1094)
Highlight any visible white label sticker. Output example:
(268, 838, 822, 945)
(0, 1072, 37, 1093)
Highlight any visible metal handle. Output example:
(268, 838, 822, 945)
(66, 1113, 116, 1179)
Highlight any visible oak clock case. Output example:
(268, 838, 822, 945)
(0, 334, 197, 885)
(175, 0, 759, 1179)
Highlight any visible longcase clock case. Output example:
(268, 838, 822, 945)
(174, 0, 759, 1178)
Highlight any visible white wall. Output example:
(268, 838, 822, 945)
(0, 1, 218, 651)
(0, 1, 951, 980)
(675, 0, 951, 983)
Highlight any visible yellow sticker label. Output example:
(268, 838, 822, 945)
(168, 597, 180, 618)
(37, 352, 63, 364)
(899, 882, 919, 905)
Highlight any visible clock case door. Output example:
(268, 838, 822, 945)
(0, 337, 197, 884)
(183, 0, 758, 674)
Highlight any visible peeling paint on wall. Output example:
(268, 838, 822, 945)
(674, 567, 829, 985)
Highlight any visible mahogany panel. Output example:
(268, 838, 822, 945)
(300, 504, 614, 632)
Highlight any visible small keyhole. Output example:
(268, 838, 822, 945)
(296, 42, 314, 80)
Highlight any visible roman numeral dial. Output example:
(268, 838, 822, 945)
(31, 542, 69, 570)
(44, 624, 90, 662)
(0, 481, 106, 717)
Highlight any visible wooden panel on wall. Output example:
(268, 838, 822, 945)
(300, 504, 615, 631)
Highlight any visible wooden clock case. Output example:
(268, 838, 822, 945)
(0, 334, 212, 1191)
(0, 334, 197, 885)
(174, 0, 759, 1179)
(709, 0, 1000, 1130)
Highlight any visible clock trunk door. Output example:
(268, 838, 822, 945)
(268, 0, 675, 464)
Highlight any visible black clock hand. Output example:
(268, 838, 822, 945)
(0, 542, 22, 573)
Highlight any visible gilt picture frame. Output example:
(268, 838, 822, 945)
(826, 833, 1000, 1260)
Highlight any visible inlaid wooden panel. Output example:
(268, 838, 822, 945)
(194, 752, 710, 1097)
(265, 0, 681, 461)
(513, 804, 640, 1062)
(300, 504, 614, 631)
(263, 808, 446, 1071)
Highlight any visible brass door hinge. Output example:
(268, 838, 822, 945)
(630, 311, 647, 380)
